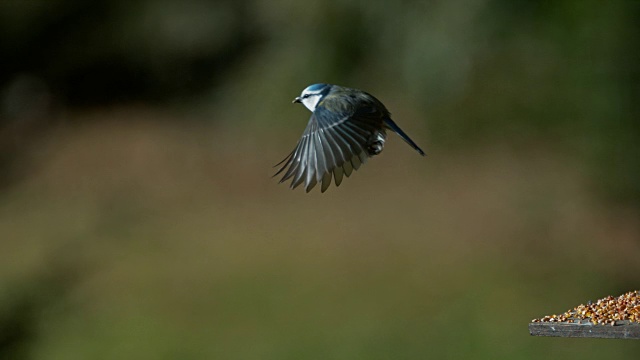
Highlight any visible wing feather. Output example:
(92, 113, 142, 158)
(289, 131, 312, 189)
(321, 127, 349, 184)
(304, 124, 318, 191)
(313, 130, 327, 183)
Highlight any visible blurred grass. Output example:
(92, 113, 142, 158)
(1, 109, 638, 359)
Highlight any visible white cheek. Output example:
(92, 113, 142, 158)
(301, 96, 320, 112)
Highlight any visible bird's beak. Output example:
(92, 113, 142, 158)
(292, 97, 301, 104)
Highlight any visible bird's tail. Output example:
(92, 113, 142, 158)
(384, 118, 425, 156)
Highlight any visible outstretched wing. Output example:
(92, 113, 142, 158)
(274, 95, 385, 193)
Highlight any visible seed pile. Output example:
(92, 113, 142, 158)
(532, 290, 640, 326)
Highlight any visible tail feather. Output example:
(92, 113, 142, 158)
(384, 118, 425, 156)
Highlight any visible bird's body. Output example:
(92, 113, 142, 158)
(275, 84, 425, 192)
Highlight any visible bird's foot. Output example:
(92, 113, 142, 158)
(367, 132, 386, 156)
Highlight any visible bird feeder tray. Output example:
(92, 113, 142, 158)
(529, 320, 640, 339)
(530, 290, 640, 339)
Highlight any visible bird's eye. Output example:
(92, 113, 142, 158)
(303, 94, 310, 99)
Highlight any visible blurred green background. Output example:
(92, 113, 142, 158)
(1, 0, 639, 359)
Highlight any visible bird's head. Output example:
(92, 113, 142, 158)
(293, 83, 331, 112)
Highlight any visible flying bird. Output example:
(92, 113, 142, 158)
(275, 83, 425, 192)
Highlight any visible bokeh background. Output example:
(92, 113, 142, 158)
(1, 0, 639, 359)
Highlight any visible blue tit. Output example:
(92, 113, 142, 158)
(275, 83, 425, 193)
